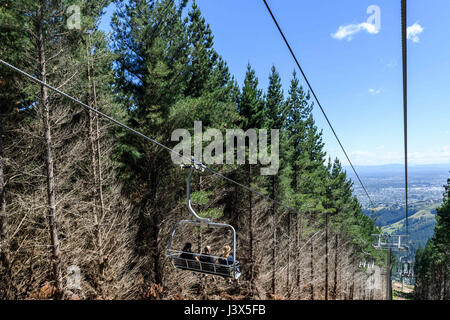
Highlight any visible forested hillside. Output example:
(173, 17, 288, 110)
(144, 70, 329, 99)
(355, 165, 447, 259)
(0, 0, 384, 300)
(414, 176, 450, 300)
(382, 204, 438, 256)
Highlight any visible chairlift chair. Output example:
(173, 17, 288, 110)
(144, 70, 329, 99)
(403, 258, 413, 278)
(166, 161, 241, 280)
(399, 256, 413, 278)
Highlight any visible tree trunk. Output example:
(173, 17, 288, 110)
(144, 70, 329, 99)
(271, 176, 276, 295)
(271, 215, 276, 295)
(86, 36, 105, 296)
(310, 238, 314, 300)
(444, 257, 448, 300)
(197, 227, 202, 255)
(94, 103, 106, 283)
(248, 165, 254, 294)
(0, 115, 13, 299)
(150, 166, 162, 285)
(37, 2, 63, 299)
(296, 214, 301, 298)
(349, 277, 354, 300)
(441, 265, 446, 300)
(332, 234, 338, 299)
(387, 248, 392, 300)
(286, 213, 291, 297)
(324, 213, 328, 300)
(152, 211, 162, 285)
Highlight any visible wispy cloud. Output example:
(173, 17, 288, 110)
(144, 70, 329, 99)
(349, 146, 450, 166)
(369, 88, 381, 95)
(407, 23, 424, 43)
(386, 61, 397, 69)
(331, 22, 379, 41)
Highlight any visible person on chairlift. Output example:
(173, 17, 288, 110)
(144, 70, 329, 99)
(218, 245, 241, 282)
(199, 245, 215, 264)
(180, 242, 199, 261)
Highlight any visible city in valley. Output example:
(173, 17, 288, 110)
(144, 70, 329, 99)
(347, 164, 449, 254)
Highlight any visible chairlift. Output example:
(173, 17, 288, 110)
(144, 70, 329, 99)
(359, 260, 374, 269)
(403, 259, 413, 278)
(166, 160, 241, 280)
(372, 234, 409, 251)
(399, 256, 413, 278)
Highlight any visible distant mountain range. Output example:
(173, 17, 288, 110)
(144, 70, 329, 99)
(346, 163, 450, 176)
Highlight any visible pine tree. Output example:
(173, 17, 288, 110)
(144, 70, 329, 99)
(433, 177, 450, 260)
(1, 0, 129, 299)
(239, 64, 265, 129)
(184, 1, 216, 98)
(113, 0, 188, 285)
(283, 71, 313, 295)
(264, 65, 286, 295)
(415, 175, 450, 299)
(265, 66, 285, 130)
(285, 71, 311, 192)
(113, 0, 238, 286)
(0, 0, 33, 298)
(235, 63, 265, 293)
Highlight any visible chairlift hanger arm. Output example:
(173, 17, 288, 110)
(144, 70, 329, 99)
(185, 162, 210, 224)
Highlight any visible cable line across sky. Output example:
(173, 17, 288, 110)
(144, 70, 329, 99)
(401, 0, 409, 238)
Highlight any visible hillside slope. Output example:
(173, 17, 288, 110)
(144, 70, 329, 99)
(381, 204, 438, 253)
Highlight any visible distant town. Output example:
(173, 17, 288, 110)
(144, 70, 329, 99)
(346, 163, 449, 255)
(347, 164, 449, 208)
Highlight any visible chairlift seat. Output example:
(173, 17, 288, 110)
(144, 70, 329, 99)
(166, 165, 241, 280)
(167, 251, 239, 279)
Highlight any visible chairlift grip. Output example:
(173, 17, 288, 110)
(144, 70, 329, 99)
(187, 165, 211, 224)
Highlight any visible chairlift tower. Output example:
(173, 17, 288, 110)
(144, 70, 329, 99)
(372, 234, 409, 300)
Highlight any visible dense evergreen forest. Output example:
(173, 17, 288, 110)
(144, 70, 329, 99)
(0, 0, 386, 300)
(414, 177, 450, 300)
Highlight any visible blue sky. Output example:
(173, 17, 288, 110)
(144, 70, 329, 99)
(99, 0, 450, 166)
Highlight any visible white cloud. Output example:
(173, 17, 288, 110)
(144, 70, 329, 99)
(407, 23, 424, 43)
(348, 147, 450, 166)
(331, 22, 379, 41)
(386, 61, 397, 69)
(350, 150, 378, 165)
(352, 150, 376, 157)
(407, 146, 450, 164)
(369, 88, 381, 95)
